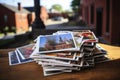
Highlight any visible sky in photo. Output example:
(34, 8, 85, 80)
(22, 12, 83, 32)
(39, 33, 74, 47)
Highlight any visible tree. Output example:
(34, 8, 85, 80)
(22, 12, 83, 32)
(71, 0, 81, 12)
(51, 4, 63, 12)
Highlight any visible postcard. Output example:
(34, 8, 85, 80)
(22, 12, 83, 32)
(96, 44, 107, 53)
(16, 44, 35, 59)
(39, 61, 73, 67)
(94, 55, 110, 63)
(72, 31, 98, 42)
(55, 31, 97, 49)
(36, 58, 71, 64)
(39, 57, 83, 67)
(31, 52, 82, 61)
(54, 31, 84, 50)
(80, 47, 94, 55)
(15, 50, 34, 64)
(43, 67, 72, 72)
(83, 42, 96, 47)
(93, 53, 107, 58)
(93, 45, 107, 57)
(38, 59, 83, 67)
(8, 51, 20, 65)
(84, 52, 93, 57)
(42, 65, 80, 71)
(43, 69, 70, 76)
(35, 33, 77, 54)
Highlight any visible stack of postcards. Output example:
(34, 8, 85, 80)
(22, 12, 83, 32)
(30, 30, 109, 76)
(8, 30, 109, 76)
(8, 44, 34, 65)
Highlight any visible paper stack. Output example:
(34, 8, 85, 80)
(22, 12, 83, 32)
(8, 30, 109, 76)
(8, 44, 34, 65)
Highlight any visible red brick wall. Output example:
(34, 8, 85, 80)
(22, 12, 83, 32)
(15, 13, 29, 33)
(82, 0, 120, 44)
(0, 4, 30, 33)
(0, 5, 15, 30)
(82, 0, 106, 31)
(110, 0, 120, 44)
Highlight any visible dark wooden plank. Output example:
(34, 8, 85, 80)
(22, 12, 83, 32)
(0, 49, 120, 80)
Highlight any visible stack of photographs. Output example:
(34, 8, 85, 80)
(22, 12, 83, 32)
(29, 30, 109, 76)
(8, 44, 34, 65)
(93, 44, 109, 63)
(8, 30, 109, 76)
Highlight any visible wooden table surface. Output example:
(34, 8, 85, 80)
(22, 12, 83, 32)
(0, 48, 120, 80)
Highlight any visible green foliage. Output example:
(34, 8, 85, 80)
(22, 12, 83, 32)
(71, 0, 80, 12)
(51, 4, 63, 12)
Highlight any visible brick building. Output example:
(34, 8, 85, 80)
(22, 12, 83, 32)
(81, 0, 120, 44)
(24, 6, 49, 25)
(0, 3, 30, 33)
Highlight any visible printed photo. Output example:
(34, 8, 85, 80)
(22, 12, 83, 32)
(31, 52, 81, 61)
(16, 44, 34, 59)
(54, 31, 84, 49)
(52, 31, 84, 50)
(15, 50, 33, 64)
(39, 58, 83, 67)
(93, 44, 107, 57)
(42, 65, 79, 71)
(73, 31, 98, 42)
(94, 56, 110, 63)
(38, 33, 77, 53)
(43, 69, 69, 76)
(8, 51, 20, 65)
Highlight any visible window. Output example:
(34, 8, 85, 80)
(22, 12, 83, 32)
(4, 14, 8, 23)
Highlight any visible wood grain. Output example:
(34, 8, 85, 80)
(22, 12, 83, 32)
(0, 47, 120, 80)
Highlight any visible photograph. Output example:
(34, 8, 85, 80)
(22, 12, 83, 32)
(38, 33, 77, 53)
(96, 44, 107, 53)
(15, 50, 34, 64)
(16, 44, 35, 59)
(83, 42, 96, 47)
(42, 65, 79, 71)
(73, 31, 98, 42)
(38, 60, 82, 67)
(43, 69, 69, 76)
(93, 45, 107, 58)
(94, 55, 110, 63)
(43, 68, 72, 72)
(38, 61, 73, 67)
(53, 31, 84, 49)
(8, 51, 20, 65)
(36, 58, 71, 64)
(31, 52, 81, 61)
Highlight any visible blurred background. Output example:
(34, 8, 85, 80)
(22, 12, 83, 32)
(0, 0, 120, 48)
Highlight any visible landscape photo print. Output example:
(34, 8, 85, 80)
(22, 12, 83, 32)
(38, 33, 77, 53)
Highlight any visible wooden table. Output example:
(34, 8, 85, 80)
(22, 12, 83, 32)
(0, 48, 120, 80)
